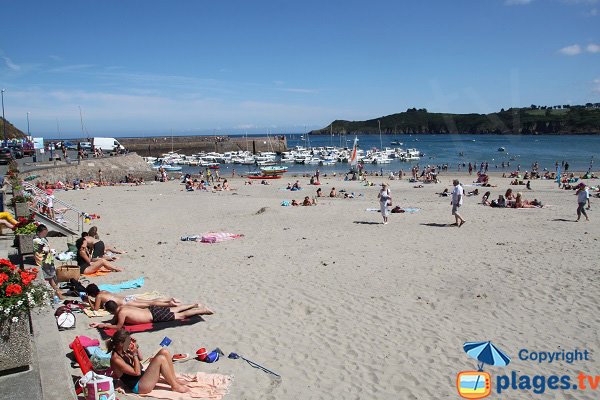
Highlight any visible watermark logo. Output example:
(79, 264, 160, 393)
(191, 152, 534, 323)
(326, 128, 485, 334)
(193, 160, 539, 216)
(456, 341, 511, 399)
(456, 371, 492, 399)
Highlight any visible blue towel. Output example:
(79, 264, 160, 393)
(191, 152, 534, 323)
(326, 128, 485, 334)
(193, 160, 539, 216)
(98, 277, 144, 293)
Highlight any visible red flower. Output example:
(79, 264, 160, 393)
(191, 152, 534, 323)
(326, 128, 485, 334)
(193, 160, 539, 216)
(0, 273, 8, 285)
(20, 271, 35, 286)
(0, 259, 16, 271)
(5, 284, 23, 296)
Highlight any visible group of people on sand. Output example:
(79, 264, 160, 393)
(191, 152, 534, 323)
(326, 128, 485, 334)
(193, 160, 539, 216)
(84, 284, 213, 394)
(34, 219, 213, 394)
(182, 174, 231, 192)
(482, 188, 543, 209)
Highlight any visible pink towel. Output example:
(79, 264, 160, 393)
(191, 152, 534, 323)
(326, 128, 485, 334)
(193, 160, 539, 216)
(69, 336, 99, 349)
(138, 372, 232, 399)
(200, 232, 243, 243)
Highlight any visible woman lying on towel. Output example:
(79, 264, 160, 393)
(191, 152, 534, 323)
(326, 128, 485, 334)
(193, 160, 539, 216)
(108, 329, 190, 394)
(76, 236, 123, 275)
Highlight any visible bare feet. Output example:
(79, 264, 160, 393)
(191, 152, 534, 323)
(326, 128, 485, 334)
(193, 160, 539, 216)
(172, 384, 190, 393)
(195, 304, 214, 315)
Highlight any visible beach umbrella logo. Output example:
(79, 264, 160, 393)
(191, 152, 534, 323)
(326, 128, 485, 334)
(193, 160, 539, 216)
(456, 341, 511, 399)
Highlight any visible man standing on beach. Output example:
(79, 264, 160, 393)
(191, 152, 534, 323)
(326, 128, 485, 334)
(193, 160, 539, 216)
(451, 179, 465, 227)
(576, 183, 590, 222)
(315, 169, 320, 183)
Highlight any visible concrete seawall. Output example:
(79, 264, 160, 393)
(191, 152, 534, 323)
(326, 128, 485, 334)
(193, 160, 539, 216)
(118, 135, 287, 156)
(23, 153, 156, 183)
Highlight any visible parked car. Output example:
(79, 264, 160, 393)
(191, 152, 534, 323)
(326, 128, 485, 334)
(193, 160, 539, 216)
(64, 141, 78, 150)
(0, 147, 14, 164)
(22, 141, 34, 156)
(7, 143, 23, 159)
(80, 141, 93, 150)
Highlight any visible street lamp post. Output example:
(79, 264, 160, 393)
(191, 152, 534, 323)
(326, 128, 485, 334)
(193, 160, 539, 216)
(26, 112, 30, 136)
(1, 89, 6, 147)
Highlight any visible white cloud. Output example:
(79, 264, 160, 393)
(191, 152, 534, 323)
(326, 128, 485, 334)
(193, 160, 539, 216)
(505, 0, 533, 5)
(5, 87, 341, 134)
(593, 78, 600, 93)
(277, 88, 319, 94)
(588, 8, 599, 15)
(559, 44, 583, 55)
(2, 56, 20, 71)
(586, 43, 600, 53)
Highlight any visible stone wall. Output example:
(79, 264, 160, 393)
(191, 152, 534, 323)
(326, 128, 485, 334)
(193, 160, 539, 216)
(119, 135, 287, 157)
(23, 153, 156, 183)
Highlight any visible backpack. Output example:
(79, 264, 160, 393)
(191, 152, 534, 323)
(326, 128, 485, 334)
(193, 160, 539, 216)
(55, 306, 76, 330)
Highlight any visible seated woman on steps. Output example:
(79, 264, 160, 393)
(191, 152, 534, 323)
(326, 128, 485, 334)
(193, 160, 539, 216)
(108, 329, 190, 394)
(76, 236, 123, 275)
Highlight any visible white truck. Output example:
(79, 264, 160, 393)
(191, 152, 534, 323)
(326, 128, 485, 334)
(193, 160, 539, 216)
(92, 137, 125, 153)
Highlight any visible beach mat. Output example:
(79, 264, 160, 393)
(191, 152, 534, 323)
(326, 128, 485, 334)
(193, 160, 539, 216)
(101, 317, 203, 338)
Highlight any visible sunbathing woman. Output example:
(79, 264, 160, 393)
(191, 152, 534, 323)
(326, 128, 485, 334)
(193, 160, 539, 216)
(316, 188, 323, 197)
(329, 187, 337, 197)
(108, 329, 190, 394)
(481, 191, 491, 205)
(505, 188, 515, 201)
(76, 236, 123, 274)
(513, 192, 540, 208)
(85, 284, 180, 311)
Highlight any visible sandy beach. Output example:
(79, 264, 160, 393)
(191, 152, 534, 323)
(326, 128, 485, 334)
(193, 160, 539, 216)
(52, 173, 600, 399)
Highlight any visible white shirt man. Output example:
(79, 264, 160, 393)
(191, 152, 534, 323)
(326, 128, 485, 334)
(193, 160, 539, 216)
(451, 180, 466, 227)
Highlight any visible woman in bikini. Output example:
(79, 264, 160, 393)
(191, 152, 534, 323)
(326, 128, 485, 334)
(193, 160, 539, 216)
(108, 329, 189, 394)
(76, 236, 123, 275)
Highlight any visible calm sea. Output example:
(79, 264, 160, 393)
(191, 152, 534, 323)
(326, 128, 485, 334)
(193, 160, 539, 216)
(179, 134, 600, 175)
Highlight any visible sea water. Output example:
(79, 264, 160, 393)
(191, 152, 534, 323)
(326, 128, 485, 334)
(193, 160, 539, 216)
(180, 134, 600, 175)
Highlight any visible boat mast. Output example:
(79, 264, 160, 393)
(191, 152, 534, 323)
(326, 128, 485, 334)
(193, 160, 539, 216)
(78, 106, 85, 140)
(378, 120, 383, 150)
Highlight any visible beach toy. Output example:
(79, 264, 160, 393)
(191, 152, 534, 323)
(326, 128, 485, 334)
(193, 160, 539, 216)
(196, 347, 223, 363)
(228, 352, 281, 378)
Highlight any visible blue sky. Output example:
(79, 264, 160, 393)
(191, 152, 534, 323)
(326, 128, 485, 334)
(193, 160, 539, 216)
(0, 0, 599, 137)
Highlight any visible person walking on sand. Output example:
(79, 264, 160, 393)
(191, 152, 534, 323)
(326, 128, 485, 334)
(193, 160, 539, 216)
(451, 179, 465, 227)
(378, 183, 392, 225)
(576, 182, 590, 222)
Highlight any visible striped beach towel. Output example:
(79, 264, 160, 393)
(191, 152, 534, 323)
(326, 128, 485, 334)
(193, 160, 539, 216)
(200, 232, 244, 243)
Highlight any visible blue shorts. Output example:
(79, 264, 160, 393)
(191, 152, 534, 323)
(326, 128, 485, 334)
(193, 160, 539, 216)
(132, 382, 139, 394)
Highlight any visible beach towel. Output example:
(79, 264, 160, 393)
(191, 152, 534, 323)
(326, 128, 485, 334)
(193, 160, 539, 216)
(200, 232, 244, 243)
(98, 277, 145, 293)
(134, 372, 232, 400)
(83, 269, 112, 277)
(101, 318, 201, 337)
(401, 208, 421, 213)
(69, 336, 100, 349)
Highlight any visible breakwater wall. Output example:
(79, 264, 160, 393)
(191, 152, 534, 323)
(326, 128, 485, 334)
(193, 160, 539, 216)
(119, 136, 288, 156)
(23, 153, 156, 183)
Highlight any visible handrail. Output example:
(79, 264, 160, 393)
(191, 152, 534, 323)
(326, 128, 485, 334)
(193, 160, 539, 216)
(16, 182, 84, 233)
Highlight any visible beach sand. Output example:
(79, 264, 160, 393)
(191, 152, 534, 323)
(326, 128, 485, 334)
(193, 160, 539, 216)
(54, 173, 600, 399)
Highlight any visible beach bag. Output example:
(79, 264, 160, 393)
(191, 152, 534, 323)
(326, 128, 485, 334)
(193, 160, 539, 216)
(54, 306, 76, 330)
(56, 265, 80, 282)
(79, 371, 115, 400)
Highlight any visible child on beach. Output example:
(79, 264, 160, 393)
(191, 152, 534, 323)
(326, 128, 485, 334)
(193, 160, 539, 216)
(33, 224, 63, 299)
